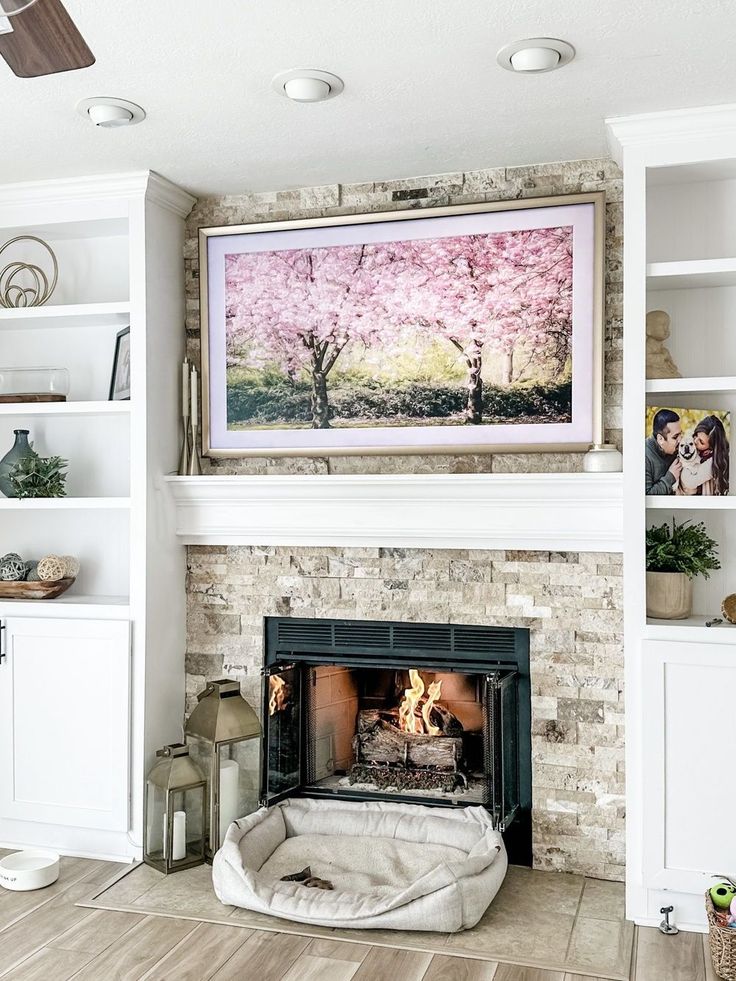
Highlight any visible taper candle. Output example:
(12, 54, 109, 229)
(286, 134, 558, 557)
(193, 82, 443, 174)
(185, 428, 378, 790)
(190, 366, 198, 426)
(182, 359, 189, 418)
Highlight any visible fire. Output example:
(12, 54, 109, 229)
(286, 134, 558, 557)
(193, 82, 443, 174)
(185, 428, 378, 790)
(269, 675, 287, 715)
(398, 669, 443, 735)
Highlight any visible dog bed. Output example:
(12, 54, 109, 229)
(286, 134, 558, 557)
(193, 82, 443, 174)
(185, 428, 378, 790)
(212, 798, 507, 932)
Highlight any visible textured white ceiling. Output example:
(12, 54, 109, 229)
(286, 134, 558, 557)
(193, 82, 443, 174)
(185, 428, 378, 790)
(2, 0, 736, 196)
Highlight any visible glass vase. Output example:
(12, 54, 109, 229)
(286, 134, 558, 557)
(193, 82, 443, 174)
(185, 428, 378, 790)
(0, 430, 37, 498)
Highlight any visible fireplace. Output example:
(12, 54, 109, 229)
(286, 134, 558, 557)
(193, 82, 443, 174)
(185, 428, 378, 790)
(261, 616, 532, 865)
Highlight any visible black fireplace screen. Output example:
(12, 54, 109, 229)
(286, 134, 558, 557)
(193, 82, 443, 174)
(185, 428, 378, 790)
(262, 617, 532, 863)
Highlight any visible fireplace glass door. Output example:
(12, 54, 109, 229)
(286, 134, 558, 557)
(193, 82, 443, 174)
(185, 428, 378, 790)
(262, 662, 520, 832)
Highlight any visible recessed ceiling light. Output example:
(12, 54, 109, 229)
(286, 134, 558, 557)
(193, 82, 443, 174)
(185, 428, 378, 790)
(272, 69, 344, 103)
(76, 97, 146, 128)
(496, 38, 575, 74)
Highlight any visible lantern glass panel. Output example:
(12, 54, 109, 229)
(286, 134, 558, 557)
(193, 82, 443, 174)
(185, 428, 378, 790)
(145, 780, 167, 862)
(166, 787, 206, 865)
(216, 738, 260, 847)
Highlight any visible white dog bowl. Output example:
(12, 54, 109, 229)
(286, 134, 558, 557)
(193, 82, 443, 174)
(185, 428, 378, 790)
(0, 850, 60, 891)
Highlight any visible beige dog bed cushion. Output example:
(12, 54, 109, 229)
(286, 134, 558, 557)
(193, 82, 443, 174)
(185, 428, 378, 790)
(212, 798, 507, 932)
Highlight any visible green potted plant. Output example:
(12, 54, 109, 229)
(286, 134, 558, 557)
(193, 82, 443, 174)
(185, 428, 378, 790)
(8, 455, 68, 499)
(646, 518, 720, 619)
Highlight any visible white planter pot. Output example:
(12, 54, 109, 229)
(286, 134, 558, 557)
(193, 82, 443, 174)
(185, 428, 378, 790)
(646, 571, 693, 620)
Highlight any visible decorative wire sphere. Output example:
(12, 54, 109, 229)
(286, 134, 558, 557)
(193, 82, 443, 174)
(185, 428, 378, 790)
(0, 0, 39, 14)
(0, 236, 58, 308)
(37, 554, 67, 582)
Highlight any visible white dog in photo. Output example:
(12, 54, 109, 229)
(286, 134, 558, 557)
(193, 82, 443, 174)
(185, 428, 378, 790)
(675, 430, 713, 495)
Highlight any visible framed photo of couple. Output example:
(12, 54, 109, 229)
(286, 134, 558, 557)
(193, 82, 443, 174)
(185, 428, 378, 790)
(198, 192, 605, 458)
(645, 406, 731, 496)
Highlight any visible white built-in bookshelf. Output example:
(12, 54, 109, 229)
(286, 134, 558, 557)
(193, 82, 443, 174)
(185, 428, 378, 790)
(609, 105, 736, 933)
(0, 173, 194, 860)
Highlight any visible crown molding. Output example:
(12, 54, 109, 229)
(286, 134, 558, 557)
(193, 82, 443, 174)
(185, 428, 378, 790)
(606, 103, 736, 165)
(145, 172, 196, 218)
(164, 472, 623, 552)
(0, 170, 195, 216)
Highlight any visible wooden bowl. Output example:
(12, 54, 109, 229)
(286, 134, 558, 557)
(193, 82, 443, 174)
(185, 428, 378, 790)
(0, 578, 75, 600)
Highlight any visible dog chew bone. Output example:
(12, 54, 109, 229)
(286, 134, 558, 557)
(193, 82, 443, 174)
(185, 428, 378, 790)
(304, 876, 334, 890)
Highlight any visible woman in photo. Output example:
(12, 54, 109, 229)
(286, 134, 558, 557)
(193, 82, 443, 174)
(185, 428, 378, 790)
(693, 415, 730, 495)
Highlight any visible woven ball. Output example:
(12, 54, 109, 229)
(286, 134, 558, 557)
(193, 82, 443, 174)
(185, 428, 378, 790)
(25, 561, 40, 581)
(0, 557, 26, 581)
(37, 554, 67, 582)
(0, 552, 22, 564)
(722, 593, 736, 625)
(62, 555, 80, 579)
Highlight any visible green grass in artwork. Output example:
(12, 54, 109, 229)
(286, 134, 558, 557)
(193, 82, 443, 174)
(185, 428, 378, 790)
(226, 378, 572, 430)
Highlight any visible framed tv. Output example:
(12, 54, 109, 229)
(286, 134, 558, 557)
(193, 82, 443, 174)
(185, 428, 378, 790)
(199, 192, 605, 457)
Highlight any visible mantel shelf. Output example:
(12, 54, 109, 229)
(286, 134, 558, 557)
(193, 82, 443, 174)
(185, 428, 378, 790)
(164, 472, 623, 552)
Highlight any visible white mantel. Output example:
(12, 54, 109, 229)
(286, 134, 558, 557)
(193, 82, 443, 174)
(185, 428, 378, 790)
(164, 472, 623, 552)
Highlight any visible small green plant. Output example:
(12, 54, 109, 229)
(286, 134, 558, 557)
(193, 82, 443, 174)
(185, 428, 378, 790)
(646, 518, 720, 580)
(8, 455, 68, 499)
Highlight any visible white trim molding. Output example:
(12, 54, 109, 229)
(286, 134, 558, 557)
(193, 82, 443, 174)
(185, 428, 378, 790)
(0, 170, 195, 217)
(164, 472, 623, 552)
(606, 103, 736, 166)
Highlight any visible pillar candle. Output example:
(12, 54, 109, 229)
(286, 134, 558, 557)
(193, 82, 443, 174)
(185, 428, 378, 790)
(190, 366, 198, 426)
(172, 810, 187, 861)
(182, 360, 189, 418)
(162, 809, 187, 861)
(218, 758, 240, 847)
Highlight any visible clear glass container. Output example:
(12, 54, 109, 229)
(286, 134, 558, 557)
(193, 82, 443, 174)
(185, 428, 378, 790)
(0, 368, 69, 403)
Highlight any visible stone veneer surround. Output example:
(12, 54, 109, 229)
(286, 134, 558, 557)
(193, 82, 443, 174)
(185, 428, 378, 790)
(184, 156, 625, 880)
(186, 545, 624, 881)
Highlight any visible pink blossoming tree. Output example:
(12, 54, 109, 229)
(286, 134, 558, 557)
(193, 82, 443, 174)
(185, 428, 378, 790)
(225, 225, 573, 428)
(385, 227, 573, 423)
(226, 245, 389, 428)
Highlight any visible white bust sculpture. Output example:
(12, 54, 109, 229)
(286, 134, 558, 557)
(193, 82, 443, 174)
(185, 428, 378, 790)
(646, 310, 681, 379)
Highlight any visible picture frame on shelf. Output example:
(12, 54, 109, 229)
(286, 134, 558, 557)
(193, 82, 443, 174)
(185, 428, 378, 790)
(109, 326, 131, 401)
(199, 192, 605, 458)
(645, 406, 731, 497)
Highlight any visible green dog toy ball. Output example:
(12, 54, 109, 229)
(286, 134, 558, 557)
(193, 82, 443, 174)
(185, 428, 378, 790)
(710, 884, 736, 909)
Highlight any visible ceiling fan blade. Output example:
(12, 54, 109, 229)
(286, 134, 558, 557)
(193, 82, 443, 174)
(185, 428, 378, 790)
(0, 0, 94, 78)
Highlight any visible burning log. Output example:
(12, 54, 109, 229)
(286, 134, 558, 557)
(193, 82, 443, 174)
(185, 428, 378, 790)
(353, 709, 462, 772)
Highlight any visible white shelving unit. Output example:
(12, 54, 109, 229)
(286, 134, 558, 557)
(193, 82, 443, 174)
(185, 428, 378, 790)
(0, 173, 195, 861)
(609, 104, 736, 933)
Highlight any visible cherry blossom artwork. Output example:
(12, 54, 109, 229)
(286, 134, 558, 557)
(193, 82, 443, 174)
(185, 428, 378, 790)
(200, 196, 603, 456)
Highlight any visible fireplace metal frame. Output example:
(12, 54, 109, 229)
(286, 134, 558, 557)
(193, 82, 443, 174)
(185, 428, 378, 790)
(262, 616, 532, 865)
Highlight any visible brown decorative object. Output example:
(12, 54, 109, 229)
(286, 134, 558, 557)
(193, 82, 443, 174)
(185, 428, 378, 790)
(0, 577, 74, 599)
(721, 593, 736, 625)
(706, 891, 736, 980)
(646, 570, 693, 620)
(0, 393, 65, 403)
(646, 310, 681, 379)
(0, 0, 95, 78)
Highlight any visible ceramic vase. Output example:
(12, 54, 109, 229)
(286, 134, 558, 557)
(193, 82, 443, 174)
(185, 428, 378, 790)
(0, 429, 37, 498)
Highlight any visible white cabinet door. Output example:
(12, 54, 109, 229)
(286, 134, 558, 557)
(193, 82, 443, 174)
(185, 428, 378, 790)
(0, 617, 130, 832)
(642, 640, 736, 892)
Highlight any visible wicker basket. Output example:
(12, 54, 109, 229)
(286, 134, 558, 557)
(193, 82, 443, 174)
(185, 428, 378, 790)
(706, 892, 736, 980)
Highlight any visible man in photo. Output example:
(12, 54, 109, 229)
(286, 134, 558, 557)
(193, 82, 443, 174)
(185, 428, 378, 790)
(645, 408, 682, 494)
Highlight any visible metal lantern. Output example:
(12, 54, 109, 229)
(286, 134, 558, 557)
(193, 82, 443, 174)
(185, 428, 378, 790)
(184, 679, 262, 859)
(143, 743, 206, 874)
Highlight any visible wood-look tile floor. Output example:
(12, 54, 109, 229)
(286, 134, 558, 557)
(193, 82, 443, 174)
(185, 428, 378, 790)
(0, 855, 717, 980)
